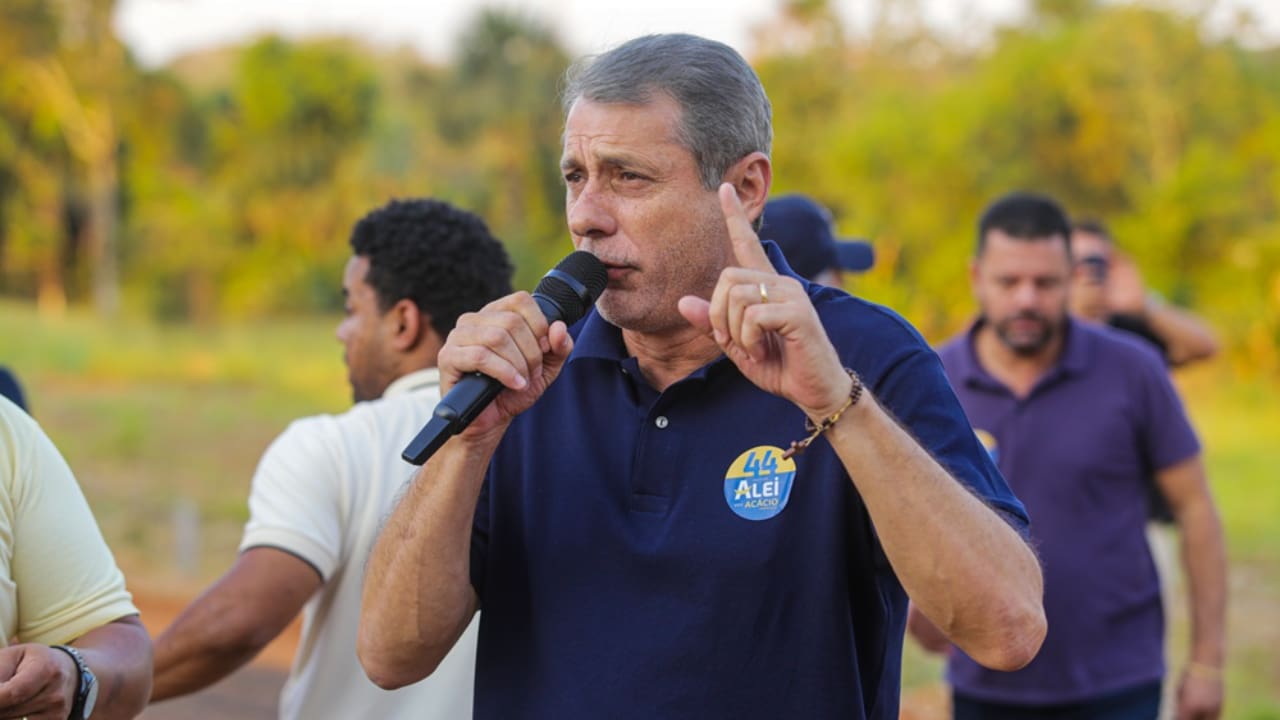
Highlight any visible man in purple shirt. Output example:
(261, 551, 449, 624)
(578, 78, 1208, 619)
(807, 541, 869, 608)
(909, 192, 1227, 720)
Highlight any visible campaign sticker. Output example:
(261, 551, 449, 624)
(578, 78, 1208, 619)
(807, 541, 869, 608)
(723, 445, 797, 521)
(975, 428, 999, 464)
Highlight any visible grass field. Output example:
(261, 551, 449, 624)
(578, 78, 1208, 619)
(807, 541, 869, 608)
(3, 300, 1277, 717)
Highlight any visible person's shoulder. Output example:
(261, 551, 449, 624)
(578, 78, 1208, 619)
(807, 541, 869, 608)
(1081, 319, 1167, 373)
(0, 397, 36, 492)
(810, 285, 930, 351)
(335, 384, 438, 431)
(0, 395, 40, 459)
(0, 395, 32, 432)
(259, 407, 351, 472)
(934, 330, 969, 359)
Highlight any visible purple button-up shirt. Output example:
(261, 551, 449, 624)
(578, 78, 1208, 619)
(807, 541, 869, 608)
(938, 317, 1200, 705)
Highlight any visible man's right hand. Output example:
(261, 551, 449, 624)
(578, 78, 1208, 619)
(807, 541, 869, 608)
(438, 291, 575, 437)
(0, 643, 79, 720)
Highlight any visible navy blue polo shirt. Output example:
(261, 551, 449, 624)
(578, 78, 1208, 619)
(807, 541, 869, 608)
(938, 319, 1200, 705)
(470, 244, 1027, 719)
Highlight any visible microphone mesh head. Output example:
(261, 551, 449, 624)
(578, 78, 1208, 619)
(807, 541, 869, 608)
(533, 251, 608, 324)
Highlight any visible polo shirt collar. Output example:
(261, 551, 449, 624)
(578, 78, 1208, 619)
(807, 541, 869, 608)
(382, 367, 440, 398)
(569, 239, 804, 367)
(1058, 316, 1091, 375)
(958, 316, 1091, 391)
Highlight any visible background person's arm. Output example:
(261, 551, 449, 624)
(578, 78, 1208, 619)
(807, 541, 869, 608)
(72, 615, 153, 720)
(0, 616, 151, 720)
(151, 547, 320, 701)
(1107, 253, 1218, 366)
(2, 401, 152, 718)
(1143, 298, 1220, 367)
(1157, 455, 1227, 720)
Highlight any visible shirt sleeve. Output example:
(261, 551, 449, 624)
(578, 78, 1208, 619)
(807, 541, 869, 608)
(874, 346, 1030, 530)
(8, 407, 138, 645)
(1134, 349, 1201, 471)
(240, 417, 344, 580)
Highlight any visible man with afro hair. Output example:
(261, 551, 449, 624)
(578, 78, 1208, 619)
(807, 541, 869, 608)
(150, 198, 513, 719)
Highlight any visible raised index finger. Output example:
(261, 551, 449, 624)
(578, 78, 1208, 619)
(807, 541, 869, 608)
(718, 183, 773, 273)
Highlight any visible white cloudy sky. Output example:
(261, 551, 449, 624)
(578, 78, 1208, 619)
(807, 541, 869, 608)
(115, 0, 1280, 67)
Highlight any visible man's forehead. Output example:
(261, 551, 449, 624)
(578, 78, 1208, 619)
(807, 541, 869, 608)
(983, 232, 1070, 262)
(563, 97, 682, 143)
(1070, 230, 1111, 254)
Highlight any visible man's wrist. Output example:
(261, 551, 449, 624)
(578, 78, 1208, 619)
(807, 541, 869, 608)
(783, 369, 865, 460)
(50, 644, 89, 718)
(1184, 659, 1223, 681)
(53, 646, 80, 705)
(801, 369, 859, 424)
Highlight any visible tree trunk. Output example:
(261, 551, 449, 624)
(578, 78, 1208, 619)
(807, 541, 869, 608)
(86, 148, 118, 316)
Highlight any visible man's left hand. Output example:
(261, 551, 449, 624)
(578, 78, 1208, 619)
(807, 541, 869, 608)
(1176, 668, 1223, 720)
(678, 183, 851, 420)
(0, 643, 79, 719)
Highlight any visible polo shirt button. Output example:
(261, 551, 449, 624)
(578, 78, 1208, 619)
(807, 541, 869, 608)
(655, 416, 669, 429)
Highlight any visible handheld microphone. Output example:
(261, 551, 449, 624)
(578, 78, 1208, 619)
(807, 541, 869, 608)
(402, 250, 608, 465)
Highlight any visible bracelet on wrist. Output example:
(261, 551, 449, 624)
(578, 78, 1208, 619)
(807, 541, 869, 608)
(1185, 661, 1223, 680)
(782, 368, 862, 460)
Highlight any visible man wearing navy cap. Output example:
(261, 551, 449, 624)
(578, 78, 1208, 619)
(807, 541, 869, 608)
(759, 194, 874, 286)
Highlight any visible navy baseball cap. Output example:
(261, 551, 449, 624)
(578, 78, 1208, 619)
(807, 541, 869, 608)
(759, 194, 874, 281)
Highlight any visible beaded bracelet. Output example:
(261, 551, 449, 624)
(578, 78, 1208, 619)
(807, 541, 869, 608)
(781, 368, 863, 460)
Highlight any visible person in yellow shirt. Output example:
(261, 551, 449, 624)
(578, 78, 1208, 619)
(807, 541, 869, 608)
(0, 395, 152, 720)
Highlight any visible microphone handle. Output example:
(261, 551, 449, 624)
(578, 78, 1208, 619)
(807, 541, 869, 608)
(400, 293, 565, 465)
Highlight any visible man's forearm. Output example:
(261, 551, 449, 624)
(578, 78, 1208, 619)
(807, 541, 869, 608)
(151, 548, 319, 702)
(1178, 496, 1227, 667)
(74, 616, 153, 720)
(824, 393, 1045, 671)
(151, 612, 264, 701)
(1145, 300, 1219, 366)
(358, 434, 495, 689)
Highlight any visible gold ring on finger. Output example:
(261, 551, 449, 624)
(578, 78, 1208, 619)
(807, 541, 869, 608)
(759, 282, 769, 304)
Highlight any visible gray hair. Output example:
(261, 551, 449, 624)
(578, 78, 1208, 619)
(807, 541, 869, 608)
(561, 34, 772, 190)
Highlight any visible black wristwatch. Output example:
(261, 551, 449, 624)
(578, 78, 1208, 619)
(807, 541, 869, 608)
(51, 644, 98, 720)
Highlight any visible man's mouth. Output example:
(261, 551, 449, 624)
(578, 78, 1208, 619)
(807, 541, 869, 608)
(600, 262, 632, 283)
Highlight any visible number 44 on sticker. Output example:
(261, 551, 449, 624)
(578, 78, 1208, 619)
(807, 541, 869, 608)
(742, 449, 779, 477)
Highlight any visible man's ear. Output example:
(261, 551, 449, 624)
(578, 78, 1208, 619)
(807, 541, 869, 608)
(723, 151, 772, 226)
(387, 299, 427, 352)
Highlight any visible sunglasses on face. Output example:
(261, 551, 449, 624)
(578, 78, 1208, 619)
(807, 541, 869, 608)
(1077, 255, 1109, 282)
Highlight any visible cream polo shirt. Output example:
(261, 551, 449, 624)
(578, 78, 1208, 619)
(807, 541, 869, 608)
(240, 368, 478, 720)
(0, 396, 137, 646)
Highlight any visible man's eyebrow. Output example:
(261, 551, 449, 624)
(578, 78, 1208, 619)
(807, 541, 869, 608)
(560, 151, 656, 173)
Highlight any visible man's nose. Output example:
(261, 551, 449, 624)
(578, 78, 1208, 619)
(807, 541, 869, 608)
(568, 182, 617, 240)
(1013, 282, 1039, 307)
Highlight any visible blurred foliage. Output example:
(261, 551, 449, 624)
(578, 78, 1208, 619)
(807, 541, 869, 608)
(0, 1, 1277, 373)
